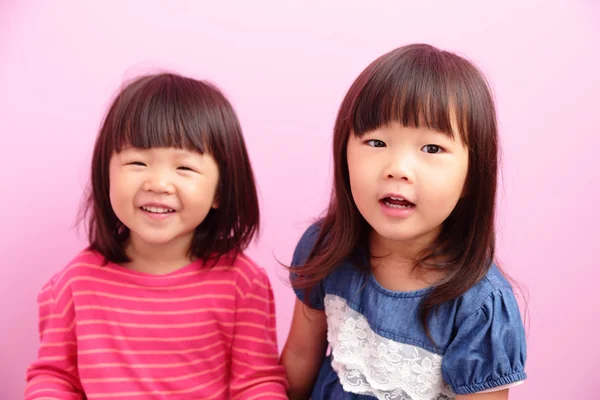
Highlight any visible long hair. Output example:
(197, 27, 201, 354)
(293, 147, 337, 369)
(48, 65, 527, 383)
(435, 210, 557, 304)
(79, 73, 260, 264)
(292, 44, 499, 339)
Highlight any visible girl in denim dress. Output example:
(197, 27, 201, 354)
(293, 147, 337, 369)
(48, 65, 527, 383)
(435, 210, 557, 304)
(282, 44, 527, 400)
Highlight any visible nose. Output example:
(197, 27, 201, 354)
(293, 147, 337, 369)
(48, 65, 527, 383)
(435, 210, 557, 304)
(142, 170, 175, 194)
(384, 151, 415, 182)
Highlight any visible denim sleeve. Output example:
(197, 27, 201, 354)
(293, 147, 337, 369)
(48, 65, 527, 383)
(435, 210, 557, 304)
(289, 223, 325, 310)
(441, 288, 527, 394)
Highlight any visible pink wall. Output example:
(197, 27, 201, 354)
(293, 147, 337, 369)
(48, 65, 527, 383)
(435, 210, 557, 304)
(1, 1, 598, 398)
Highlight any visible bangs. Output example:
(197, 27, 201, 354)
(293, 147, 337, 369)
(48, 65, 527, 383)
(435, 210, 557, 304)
(86, 71, 261, 264)
(108, 74, 223, 155)
(351, 46, 476, 145)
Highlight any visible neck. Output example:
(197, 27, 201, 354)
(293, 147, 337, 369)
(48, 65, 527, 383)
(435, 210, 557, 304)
(124, 233, 194, 275)
(368, 228, 446, 290)
(369, 228, 439, 266)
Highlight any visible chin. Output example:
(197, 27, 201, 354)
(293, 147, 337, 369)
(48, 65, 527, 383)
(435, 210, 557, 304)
(136, 235, 177, 246)
(373, 222, 442, 249)
(374, 230, 418, 243)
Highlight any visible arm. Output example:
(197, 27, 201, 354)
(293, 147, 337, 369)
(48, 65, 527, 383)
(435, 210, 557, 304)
(456, 389, 508, 399)
(280, 298, 328, 400)
(229, 273, 288, 400)
(24, 283, 84, 399)
(444, 289, 526, 399)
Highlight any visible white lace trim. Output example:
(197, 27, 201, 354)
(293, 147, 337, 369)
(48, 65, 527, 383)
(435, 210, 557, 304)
(324, 294, 455, 400)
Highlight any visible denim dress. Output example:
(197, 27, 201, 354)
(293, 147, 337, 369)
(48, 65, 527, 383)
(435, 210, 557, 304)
(290, 223, 527, 400)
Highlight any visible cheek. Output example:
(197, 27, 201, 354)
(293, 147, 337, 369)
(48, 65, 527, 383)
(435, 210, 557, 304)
(108, 177, 128, 215)
(183, 176, 219, 204)
(107, 173, 131, 223)
(348, 165, 378, 214)
(347, 149, 376, 187)
(426, 161, 468, 208)
(199, 162, 220, 201)
(108, 169, 140, 214)
(452, 155, 469, 197)
(347, 160, 366, 198)
(109, 170, 133, 195)
(108, 168, 121, 202)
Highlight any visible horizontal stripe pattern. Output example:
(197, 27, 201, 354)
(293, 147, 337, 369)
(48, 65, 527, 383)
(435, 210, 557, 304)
(25, 250, 288, 399)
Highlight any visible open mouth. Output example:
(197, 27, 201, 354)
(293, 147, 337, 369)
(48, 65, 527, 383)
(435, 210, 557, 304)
(380, 196, 415, 209)
(141, 206, 175, 214)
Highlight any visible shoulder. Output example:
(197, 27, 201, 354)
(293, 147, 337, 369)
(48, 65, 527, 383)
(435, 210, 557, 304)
(453, 263, 522, 325)
(217, 252, 273, 292)
(291, 221, 323, 266)
(37, 249, 105, 303)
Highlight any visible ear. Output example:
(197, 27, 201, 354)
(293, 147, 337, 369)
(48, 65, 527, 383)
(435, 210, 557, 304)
(211, 193, 220, 209)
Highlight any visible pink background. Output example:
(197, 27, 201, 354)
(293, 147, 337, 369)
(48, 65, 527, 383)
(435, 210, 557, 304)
(1, 1, 598, 398)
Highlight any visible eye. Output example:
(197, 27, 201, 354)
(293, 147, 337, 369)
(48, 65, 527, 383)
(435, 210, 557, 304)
(421, 145, 443, 154)
(128, 161, 146, 166)
(177, 166, 195, 172)
(366, 139, 386, 148)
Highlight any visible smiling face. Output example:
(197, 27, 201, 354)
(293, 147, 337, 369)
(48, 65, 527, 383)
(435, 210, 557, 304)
(346, 121, 469, 250)
(108, 146, 220, 254)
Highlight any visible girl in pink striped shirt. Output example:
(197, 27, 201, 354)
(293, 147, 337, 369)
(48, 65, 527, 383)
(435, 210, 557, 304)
(25, 73, 288, 399)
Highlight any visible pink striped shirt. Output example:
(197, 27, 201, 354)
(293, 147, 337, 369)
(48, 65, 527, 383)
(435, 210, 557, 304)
(25, 250, 288, 399)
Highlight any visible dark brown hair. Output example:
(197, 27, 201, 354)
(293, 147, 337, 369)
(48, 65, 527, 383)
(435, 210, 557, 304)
(79, 72, 260, 264)
(292, 43, 499, 337)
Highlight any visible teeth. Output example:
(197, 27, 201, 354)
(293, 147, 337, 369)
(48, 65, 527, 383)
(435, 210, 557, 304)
(384, 200, 412, 209)
(389, 196, 405, 201)
(142, 206, 174, 213)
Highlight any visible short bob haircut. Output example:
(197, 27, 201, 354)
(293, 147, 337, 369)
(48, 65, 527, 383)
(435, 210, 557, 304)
(80, 73, 260, 264)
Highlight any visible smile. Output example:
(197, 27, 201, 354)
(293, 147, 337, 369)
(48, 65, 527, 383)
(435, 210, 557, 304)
(141, 206, 175, 214)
